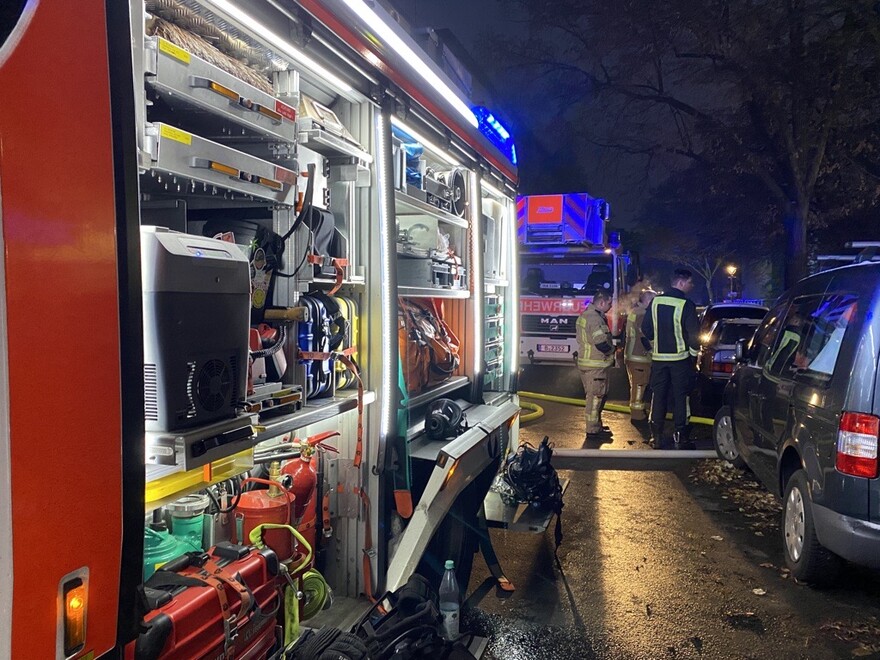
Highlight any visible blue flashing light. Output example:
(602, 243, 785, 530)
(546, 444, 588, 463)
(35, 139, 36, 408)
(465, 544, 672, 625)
(472, 106, 517, 166)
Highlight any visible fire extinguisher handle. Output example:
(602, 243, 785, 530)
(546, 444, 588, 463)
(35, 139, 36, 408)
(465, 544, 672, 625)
(307, 430, 340, 446)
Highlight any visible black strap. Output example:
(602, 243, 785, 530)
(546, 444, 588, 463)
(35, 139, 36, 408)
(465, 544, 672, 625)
(282, 163, 316, 243)
(275, 163, 317, 279)
(250, 325, 287, 359)
(144, 572, 206, 591)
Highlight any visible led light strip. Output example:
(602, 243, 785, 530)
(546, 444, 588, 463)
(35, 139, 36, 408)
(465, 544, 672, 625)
(376, 111, 396, 438)
(470, 171, 483, 376)
(200, 0, 354, 94)
(480, 179, 508, 199)
(341, 0, 478, 128)
(389, 116, 460, 167)
(507, 196, 519, 376)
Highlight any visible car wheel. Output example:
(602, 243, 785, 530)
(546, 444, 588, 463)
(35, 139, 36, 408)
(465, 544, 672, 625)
(713, 406, 745, 469)
(782, 469, 842, 586)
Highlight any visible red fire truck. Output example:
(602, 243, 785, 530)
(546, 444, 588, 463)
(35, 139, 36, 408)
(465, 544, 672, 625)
(518, 193, 635, 364)
(0, 0, 522, 656)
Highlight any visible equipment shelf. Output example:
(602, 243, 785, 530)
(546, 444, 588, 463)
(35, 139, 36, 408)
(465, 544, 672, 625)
(394, 189, 469, 228)
(310, 275, 366, 287)
(254, 390, 375, 443)
(145, 448, 254, 514)
(398, 286, 470, 299)
(299, 128, 373, 164)
(145, 36, 297, 146)
(483, 478, 570, 533)
(143, 122, 298, 206)
(403, 376, 470, 410)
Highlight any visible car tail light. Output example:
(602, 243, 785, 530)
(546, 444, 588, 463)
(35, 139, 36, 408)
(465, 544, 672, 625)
(712, 361, 734, 374)
(836, 412, 879, 478)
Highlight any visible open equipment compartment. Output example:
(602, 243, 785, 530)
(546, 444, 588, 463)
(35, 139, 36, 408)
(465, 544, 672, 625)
(0, 0, 524, 654)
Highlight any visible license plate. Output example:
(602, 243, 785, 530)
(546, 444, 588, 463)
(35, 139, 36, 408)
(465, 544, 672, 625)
(537, 344, 570, 353)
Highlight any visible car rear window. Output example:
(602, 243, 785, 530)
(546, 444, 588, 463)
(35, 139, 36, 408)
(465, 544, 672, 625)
(717, 323, 758, 345)
(702, 306, 767, 331)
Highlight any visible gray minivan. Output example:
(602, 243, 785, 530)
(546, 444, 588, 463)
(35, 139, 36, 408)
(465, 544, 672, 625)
(714, 263, 880, 584)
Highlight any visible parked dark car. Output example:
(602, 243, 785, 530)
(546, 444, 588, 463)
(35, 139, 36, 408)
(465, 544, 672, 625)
(714, 264, 880, 584)
(696, 318, 761, 409)
(699, 301, 768, 337)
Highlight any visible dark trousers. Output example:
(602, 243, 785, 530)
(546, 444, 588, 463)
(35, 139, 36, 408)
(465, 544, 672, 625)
(649, 359, 694, 431)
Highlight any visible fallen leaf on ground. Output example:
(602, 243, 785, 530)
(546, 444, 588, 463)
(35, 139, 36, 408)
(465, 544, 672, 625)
(851, 646, 874, 657)
(759, 562, 776, 569)
(752, 588, 767, 596)
(711, 535, 724, 541)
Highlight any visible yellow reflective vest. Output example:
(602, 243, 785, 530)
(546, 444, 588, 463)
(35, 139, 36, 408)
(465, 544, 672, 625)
(577, 304, 614, 368)
(625, 306, 651, 364)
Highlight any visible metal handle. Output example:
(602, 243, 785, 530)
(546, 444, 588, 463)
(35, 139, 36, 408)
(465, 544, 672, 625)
(190, 76, 284, 124)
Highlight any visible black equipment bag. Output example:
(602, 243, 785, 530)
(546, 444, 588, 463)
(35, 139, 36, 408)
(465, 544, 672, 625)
(350, 574, 477, 659)
(502, 436, 564, 555)
(284, 628, 369, 659)
(303, 206, 345, 278)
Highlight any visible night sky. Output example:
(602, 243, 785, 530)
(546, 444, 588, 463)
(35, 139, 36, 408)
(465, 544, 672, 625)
(386, 0, 648, 226)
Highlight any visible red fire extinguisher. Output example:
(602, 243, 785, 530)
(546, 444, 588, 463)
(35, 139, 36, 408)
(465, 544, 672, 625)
(281, 430, 339, 551)
(234, 476, 295, 561)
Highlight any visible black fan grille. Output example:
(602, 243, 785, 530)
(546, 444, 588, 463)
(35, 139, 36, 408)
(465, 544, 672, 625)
(196, 359, 231, 412)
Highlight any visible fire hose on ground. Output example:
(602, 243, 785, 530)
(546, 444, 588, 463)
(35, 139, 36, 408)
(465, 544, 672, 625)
(516, 391, 721, 468)
(517, 391, 714, 426)
(519, 401, 544, 423)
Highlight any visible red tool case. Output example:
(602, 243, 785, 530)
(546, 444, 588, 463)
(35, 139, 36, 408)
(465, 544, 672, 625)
(126, 543, 281, 660)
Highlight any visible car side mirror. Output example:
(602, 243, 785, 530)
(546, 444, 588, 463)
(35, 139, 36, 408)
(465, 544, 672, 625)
(735, 338, 749, 362)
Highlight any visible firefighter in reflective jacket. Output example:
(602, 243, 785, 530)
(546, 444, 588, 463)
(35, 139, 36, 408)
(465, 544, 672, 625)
(641, 269, 700, 449)
(625, 289, 657, 423)
(576, 289, 615, 438)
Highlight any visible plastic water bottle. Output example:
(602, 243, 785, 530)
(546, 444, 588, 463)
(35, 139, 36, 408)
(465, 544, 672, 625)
(439, 560, 461, 641)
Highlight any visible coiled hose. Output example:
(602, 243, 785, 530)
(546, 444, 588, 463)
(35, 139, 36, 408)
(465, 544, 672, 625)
(517, 391, 714, 426)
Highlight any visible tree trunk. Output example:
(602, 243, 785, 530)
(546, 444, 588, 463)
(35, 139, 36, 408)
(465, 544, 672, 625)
(783, 203, 808, 290)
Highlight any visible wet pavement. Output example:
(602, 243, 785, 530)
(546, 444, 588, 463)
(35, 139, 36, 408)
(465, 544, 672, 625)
(463, 367, 880, 659)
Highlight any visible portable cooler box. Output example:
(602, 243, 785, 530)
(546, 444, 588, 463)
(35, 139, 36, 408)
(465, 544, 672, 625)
(142, 226, 251, 432)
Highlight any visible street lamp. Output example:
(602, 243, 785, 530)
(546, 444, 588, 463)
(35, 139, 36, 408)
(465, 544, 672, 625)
(726, 264, 738, 298)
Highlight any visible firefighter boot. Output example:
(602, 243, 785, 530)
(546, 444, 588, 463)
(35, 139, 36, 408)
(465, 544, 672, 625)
(649, 422, 663, 449)
(673, 428, 695, 450)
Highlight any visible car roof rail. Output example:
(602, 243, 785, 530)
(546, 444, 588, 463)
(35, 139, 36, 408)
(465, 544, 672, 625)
(855, 247, 879, 264)
(846, 241, 880, 249)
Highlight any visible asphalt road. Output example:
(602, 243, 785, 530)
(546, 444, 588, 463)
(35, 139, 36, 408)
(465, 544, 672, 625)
(463, 381, 880, 659)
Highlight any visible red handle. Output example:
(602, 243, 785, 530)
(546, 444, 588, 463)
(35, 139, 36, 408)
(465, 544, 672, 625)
(305, 430, 340, 447)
